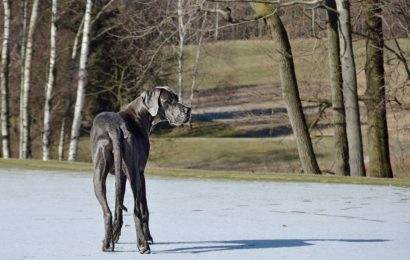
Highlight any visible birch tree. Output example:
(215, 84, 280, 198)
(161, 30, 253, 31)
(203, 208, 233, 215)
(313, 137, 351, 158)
(42, 0, 58, 160)
(336, 0, 366, 176)
(21, 0, 40, 159)
(68, 0, 93, 161)
(188, 13, 208, 127)
(363, 0, 393, 178)
(58, 11, 84, 161)
(18, 0, 28, 159)
(214, 3, 219, 40)
(0, 0, 11, 158)
(177, 0, 187, 102)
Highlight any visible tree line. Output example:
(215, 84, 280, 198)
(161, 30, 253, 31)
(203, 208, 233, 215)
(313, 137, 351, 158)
(0, 0, 409, 178)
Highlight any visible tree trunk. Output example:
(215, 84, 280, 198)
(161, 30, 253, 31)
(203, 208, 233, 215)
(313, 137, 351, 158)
(251, 3, 321, 174)
(72, 15, 84, 61)
(363, 0, 393, 178)
(214, 3, 219, 41)
(68, 0, 93, 161)
(42, 0, 58, 161)
(58, 113, 66, 161)
(18, 0, 27, 159)
(21, 0, 40, 159)
(58, 98, 72, 161)
(0, 0, 11, 158)
(177, 0, 185, 102)
(335, 0, 365, 176)
(188, 14, 207, 128)
(326, 0, 349, 176)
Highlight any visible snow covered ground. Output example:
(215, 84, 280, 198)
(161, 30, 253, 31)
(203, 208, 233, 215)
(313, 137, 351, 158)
(1, 169, 409, 260)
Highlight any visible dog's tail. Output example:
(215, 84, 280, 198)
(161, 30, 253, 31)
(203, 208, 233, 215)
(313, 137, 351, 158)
(109, 129, 123, 208)
(109, 129, 122, 179)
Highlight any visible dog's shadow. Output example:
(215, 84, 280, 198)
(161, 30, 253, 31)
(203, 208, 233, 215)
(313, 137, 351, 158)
(117, 238, 388, 254)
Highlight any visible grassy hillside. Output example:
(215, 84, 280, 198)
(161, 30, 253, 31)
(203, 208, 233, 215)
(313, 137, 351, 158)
(178, 38, 410, 91)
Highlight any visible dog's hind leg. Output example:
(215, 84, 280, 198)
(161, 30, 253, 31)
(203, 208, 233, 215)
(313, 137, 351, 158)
(113, 170, 126, 243)
(93, 141, 115, 252)
(140, 172, 153, 244)
(109, 129, 126, 244)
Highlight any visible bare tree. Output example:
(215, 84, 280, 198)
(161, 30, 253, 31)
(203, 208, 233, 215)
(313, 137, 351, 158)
(214, 2, 219, 40)
(326, 0, 349, 176)
(363, 0, 393, 178)
(251, 3, 321, 174)
(21, 0, 41, 159)
(200, 0, 321, 173)
(177, 0, 188, 102)
(336, 0, 365, 176)
(58, 5, 86, 161)
(18, 0, 28, 159)
(188, 13, 208, 127)
(42, 0, 58, 160)
(0, 0, 11, 158)
(68, 0, 93, 161)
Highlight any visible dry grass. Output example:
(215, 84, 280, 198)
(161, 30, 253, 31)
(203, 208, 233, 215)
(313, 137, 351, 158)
(1, 158, 409, 187)
(71, 136, 410, 178)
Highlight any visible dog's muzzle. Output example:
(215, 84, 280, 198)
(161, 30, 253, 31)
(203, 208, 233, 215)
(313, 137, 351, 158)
(172, 106, 191, 125)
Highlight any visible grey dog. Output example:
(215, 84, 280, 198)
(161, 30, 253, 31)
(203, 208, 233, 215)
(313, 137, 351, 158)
(90, 86, 191, 254)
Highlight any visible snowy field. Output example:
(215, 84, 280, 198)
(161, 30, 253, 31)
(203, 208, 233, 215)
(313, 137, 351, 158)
(0, 169, 409, 260)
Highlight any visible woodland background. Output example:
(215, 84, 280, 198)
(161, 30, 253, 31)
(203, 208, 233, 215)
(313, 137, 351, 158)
(0, 0, 409, 178)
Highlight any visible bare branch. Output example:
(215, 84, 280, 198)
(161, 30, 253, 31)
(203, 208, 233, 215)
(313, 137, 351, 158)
(392, 96, 410, 110)
(198, 3, 273, 24)
(207, 0, 325, 7)
(352, 30, 410, 80)
(198, 0, 338, 23)
(308, 102, 331, 131)
(301, 97, 332, 106)
(72, 0, 116, 60)
(91, 0, 115, 24)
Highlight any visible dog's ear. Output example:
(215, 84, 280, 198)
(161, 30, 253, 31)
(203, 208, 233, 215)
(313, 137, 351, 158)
(155, 86, 176, 94)
(141, 89, 161, 117)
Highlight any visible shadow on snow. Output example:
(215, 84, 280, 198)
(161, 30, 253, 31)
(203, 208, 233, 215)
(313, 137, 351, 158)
(117, 239, 388, 254)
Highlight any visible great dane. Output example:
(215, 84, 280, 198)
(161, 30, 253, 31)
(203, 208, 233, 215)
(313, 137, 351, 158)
(90, 86, 191, 254)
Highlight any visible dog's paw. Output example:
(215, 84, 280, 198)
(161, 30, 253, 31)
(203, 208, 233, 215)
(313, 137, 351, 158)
(143, 228, 153, 244)
(146, 234, 154, 244)
(139, 245, 151, 254)
(113, 231, 121, 243)
(102, 239, 115, 252)
(113, 223, 122, 243)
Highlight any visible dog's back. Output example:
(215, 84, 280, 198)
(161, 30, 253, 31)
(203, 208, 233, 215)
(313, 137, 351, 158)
(91, 112, 123, 141)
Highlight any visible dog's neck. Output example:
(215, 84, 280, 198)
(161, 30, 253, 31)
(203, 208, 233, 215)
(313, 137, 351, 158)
(119, 98, 154, 136)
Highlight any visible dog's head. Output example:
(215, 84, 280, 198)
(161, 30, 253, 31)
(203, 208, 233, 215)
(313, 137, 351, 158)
(141, 86, 191, 126)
